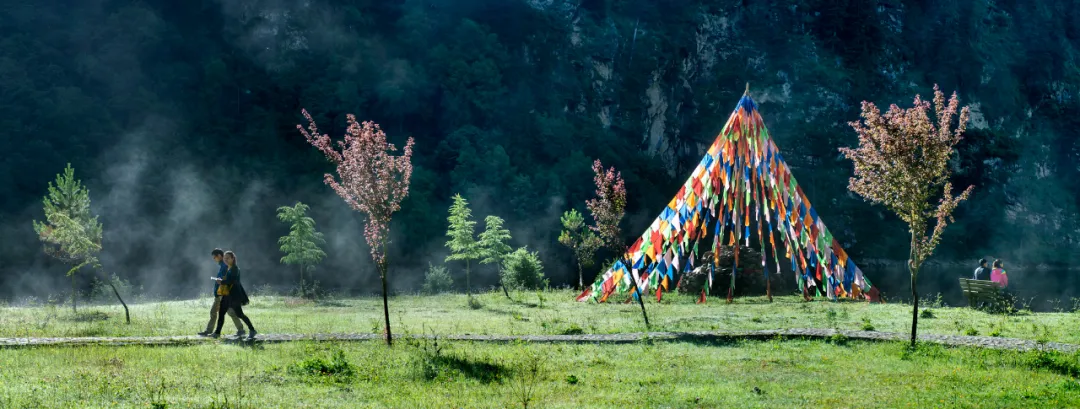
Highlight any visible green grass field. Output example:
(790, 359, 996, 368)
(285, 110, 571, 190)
(1, 290, 1076, 343)
(4, 291, 1080, 408)
(3, 338, 1080, 408)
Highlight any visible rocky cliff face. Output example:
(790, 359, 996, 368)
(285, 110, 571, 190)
(525, 0, 1080, 264)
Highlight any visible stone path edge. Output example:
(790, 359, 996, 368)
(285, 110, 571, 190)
(1, 329, 1076, 354)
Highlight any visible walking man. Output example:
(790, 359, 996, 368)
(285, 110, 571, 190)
(198, 248, 245, 337)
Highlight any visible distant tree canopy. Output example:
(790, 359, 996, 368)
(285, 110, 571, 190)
(2, 0, 1080, 299)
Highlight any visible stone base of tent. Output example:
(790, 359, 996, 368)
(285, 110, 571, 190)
(676, 246, 766, 296)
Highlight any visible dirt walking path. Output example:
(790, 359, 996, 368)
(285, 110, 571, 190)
(2, 328, 1077, 353)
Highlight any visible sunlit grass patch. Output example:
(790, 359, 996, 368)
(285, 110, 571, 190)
(2, 338, 1080, 408)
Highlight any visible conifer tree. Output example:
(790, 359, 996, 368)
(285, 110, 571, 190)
(478, 215, 513, 299)
(277, 202, 327, 299)
(33, 164, 130, 322)
(445, 194, 481, 296)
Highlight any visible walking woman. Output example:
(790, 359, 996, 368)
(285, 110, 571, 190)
(212, 251, 258, 340)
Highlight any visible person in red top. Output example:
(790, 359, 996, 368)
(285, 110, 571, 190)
(990, 259, 1008, 288)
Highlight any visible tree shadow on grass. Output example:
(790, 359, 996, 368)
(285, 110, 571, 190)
(222, 337, 266, 350)
(68, 327, 108, 337)
(482, 306, 520, 317)
(428, 353, 508, 384)
(668, 333, 751, 348)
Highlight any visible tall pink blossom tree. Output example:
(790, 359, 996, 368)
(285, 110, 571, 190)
(840, 85, 972, 348)
(298, 109, 414, 346)
(585, 160, 646, 326)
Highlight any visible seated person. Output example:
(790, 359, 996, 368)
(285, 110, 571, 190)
(990, 259, 1008, 288)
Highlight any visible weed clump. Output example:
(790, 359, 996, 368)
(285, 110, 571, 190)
(828, 333, 849, 346)
(287, 349, 355, 382)
(468, 296, 483, 310)
(560, 324, 584, 335)
(1024, 350, 1080, 378)
(860, 318, 875, 331)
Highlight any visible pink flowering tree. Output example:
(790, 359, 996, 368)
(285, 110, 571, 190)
(298, 109, 414, 346)
(586, 160, 647, 326)
(585, 160, 627, 253)
(840, 85, 972, 348)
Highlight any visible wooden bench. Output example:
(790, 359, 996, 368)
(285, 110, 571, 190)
(958, 278, 1002, 309)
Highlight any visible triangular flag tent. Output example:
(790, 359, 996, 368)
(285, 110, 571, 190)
(578, 88, 880, 304)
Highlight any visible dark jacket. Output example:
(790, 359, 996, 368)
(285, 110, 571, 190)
(973, 266, 988, 280)
(219, 265, 250, 307)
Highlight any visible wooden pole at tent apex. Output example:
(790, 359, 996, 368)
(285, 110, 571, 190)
(744, 82, 750, 96)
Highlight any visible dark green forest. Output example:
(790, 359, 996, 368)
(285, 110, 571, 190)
(1, 0, 1078, 301)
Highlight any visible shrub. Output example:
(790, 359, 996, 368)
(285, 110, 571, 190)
(421, 263, 454, 294)
(502, 247, 547, 291)
(920, 309, 935, 319)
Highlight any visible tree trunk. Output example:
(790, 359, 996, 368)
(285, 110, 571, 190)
(465, 260, 471, 297)
(98, 271, 130, 324)
(381, 242, 392, 346)
(633, 280, 650, 328)
(71, 274, 77, 314)
(577, 262, 583, 291)
(908, 230, 920, 349)
(767, 278, 773, 303)
(501, 282, 512, 301)
(300, 265, 306, 299)
(726, 267, 735, 304)
(910, 267, 919, 348)
(498, 267, 513, 301)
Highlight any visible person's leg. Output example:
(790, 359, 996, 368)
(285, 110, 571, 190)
(232, 304, 256, 334)
(213, 297, 230, 335)
(202, 296, 221, 334)
(227, 307, 245, 336)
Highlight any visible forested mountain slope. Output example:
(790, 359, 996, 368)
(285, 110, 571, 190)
(1, 0, 1077, 298)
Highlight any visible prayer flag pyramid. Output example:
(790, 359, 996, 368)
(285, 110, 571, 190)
(578, 89, 878, 303)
